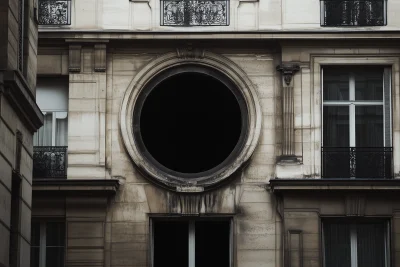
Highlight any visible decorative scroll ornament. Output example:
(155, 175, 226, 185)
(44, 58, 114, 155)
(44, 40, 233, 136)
(161, 0, 229, 26)
(276, 64, 300, 86)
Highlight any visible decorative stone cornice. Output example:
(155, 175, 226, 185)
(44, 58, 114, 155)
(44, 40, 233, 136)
(276, 64, 300, 86)
(270, 179, 400, 192)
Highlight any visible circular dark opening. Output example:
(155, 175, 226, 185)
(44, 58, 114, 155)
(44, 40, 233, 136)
(139, 72, 243, 174)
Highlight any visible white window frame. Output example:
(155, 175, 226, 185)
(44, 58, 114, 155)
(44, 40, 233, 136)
(322, 67, 392, 148)
(150, 218, 233, 267)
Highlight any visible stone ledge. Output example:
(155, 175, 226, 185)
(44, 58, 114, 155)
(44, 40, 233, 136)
(1, 70, 44, 132)
(33, 179, 120, 195)
(270, 178, 400, 192)
(38, 31, 400, 41)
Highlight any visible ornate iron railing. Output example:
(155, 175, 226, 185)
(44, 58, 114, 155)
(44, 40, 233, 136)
(33, 146, 67, 179)
(322, 0, 386, 26)
(322, 147, 392, 179)
(38, 0, 71, 25)
(161, 0, 229, 26)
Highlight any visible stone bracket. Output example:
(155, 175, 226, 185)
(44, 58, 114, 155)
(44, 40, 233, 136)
(94, 44, 107, 72)
(276, 64, 300, 86)
(68, 45, 81, 72)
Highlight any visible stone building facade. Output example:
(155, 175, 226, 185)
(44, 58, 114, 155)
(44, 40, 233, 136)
(33, 0, 400, 267)
(0, 0, 43, 267)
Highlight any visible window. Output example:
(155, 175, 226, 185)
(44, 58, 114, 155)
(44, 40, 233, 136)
(321, 0, 387, 26)
(161, 0, 229, 26)
(31, 221, 65, 267)
(38, 0, 71, 25)
(322, 66, 392, 178)
(323, 219, 390, 267)
(34, 78, 69, 146)
(33, 78, 68, 179)
(152, 219, 231, 267)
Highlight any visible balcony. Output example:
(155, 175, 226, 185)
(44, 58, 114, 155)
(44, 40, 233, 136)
(161, 0, 229, 26)
(38, 0, 71, 25)
(33, 146, 67, 179)
(322, 147, 392, 179)
(322, 0, 386, 26)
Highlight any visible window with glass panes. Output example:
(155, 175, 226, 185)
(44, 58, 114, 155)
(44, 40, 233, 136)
(31, 221, 65, 267)
(34, 77, 68, 147)
(152, 219, 231, 267)
(323, 219, 390, 267)
(322, 66, 392, 178)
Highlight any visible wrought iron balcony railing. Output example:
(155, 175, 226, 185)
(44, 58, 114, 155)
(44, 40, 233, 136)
(33, 146, 67, 179)
(321, 0, 386, 26)
(322, 147, 392, 179)
(38, 0, 71, 25)
(161, 0, 229, 26)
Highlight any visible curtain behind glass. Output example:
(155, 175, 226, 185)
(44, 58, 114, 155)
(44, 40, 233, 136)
(324, 223, 351, 267)
(34, 113, 53, 146)
(356, 106, 383, 147)
(323, 106, 350, 147)
(357, 223, 386, 267)
(56, 115, 68, 146)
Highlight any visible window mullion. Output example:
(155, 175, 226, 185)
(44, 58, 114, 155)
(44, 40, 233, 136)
(52, 113, 56, 146)
(188, 221, 195, 267)
(40, 222, 46, 267)
(350, 225, 358, 267)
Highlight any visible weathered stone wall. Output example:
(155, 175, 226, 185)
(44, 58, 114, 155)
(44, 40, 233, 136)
(35, 41, 400, 266)
(276, 44, 400, 179)
(282, 191, 400, 267)
(0, 87, 35, 267)
(48, 0, 400, 30)
(0, 1, 40, 267)
(36, 44, 282, 266)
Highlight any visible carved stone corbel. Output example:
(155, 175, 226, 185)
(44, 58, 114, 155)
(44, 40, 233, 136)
(94, 44, 107, 72)
(276, 64, 300, 86)
(276, 64, 300, 161)
(68, 45, 81, 72)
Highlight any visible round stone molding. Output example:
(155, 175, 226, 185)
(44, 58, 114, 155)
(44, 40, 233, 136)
(120, 51, 262, 191)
